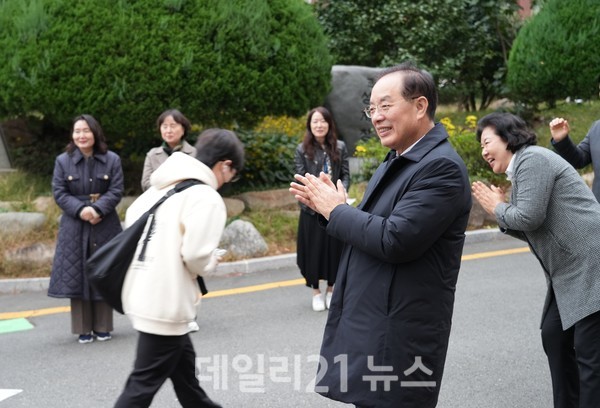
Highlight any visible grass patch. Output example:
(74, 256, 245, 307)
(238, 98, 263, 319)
(0, 172, 52, 202)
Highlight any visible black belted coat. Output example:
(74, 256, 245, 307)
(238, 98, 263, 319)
(48, 148, 123, 300)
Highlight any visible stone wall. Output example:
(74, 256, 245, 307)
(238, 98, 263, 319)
(324, 65, 384, 154)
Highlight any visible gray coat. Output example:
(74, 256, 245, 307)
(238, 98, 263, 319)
(551, 119, 600, 201)
(294, 140, 350, 214)
(496, 145, 600, 329)
(48, 149, 124, 300)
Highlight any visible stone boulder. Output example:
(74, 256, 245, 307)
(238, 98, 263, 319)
(0, 212, 46, 234)
(4, 242, 54, 264)
(223, 197, 245, 217)
(324, 65, 385, 154)
(0, 201, 19, 211)
(220, 220, 268, 259)
(33, 196, 56, 212)
(468, 200, 498, 229)
(116, 196, 137, 216)
(235, 188, 297, 211)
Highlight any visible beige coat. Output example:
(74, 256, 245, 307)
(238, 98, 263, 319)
(141, 140, 197, 191)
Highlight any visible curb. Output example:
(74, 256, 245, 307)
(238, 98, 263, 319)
(0, 228, 508, 295)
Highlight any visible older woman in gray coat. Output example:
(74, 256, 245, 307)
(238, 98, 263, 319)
(472, 112, 600, 408)
(48, 114, 124, 344)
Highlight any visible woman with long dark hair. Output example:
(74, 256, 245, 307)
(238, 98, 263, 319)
(48, 114, 124, 343)
(294, 106, 350, 311)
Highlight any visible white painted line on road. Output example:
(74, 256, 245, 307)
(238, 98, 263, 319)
(0, 389, 22, 402)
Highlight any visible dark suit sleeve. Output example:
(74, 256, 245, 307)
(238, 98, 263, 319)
(551, 129, 593, 169)
(326, 158, 468, 263)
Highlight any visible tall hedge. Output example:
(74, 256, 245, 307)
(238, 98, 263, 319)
(507, 0, 600, 107)
(315, 0, 521, 111)
(0, 0, 332, 189)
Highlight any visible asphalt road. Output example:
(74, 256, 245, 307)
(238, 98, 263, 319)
(0, 236, 552, 407)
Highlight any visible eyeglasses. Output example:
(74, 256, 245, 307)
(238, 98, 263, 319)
(364, 103, 395, 118)
(363, 97, 420, 118)
(224, 164, 240, 183)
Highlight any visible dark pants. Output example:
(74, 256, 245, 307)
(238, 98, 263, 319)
(541, 293, 600, 408)
(114, 331, 222, 408)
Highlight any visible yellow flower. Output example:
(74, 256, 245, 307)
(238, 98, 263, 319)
(465, 115, 477, 129)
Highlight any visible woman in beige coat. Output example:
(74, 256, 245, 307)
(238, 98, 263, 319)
(141, 108, 197, 191)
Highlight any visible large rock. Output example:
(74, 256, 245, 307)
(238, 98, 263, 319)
(0, 201, 19, 211)
(4, 242, 54, 264)
(220, 220, 268, 259)
(223, 197, 245, 217)
(33, 196, 56, 212)
(235, 188, 297, 211)
(324, 65, 384, 154)
(468, 200, 498, 229)
(0, 212, 46, 234)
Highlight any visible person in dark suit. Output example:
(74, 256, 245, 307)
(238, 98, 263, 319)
(472, 112, 600, 408)
(549, 117, 600, 202)
(294, 106, 350, 311)
(290, 62, 472, 407)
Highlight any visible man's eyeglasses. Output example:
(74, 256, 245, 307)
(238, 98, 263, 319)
(363, 97, 420, 118)
(364, 103, 394, 118)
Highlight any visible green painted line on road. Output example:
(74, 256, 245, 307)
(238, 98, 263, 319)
(0, 318, 34, 334)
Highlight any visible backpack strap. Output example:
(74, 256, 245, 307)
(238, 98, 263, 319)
(147, 179, 204, 215)
(137, 179, 204, 261)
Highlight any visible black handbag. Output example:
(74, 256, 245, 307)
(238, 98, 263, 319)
(85, 179, 206, 314)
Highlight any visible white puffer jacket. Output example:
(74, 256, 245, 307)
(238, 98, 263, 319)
(122, 153, 226, 336)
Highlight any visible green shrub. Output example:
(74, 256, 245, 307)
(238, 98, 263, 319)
(507, 0, 600, 108)
(235, 130, 300, 191)
(353, 137, 389, 181)
(0, 0, 332, 193)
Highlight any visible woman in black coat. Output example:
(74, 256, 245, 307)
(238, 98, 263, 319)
(294, 106, 350, 312)
(48, 114, 124, 344)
